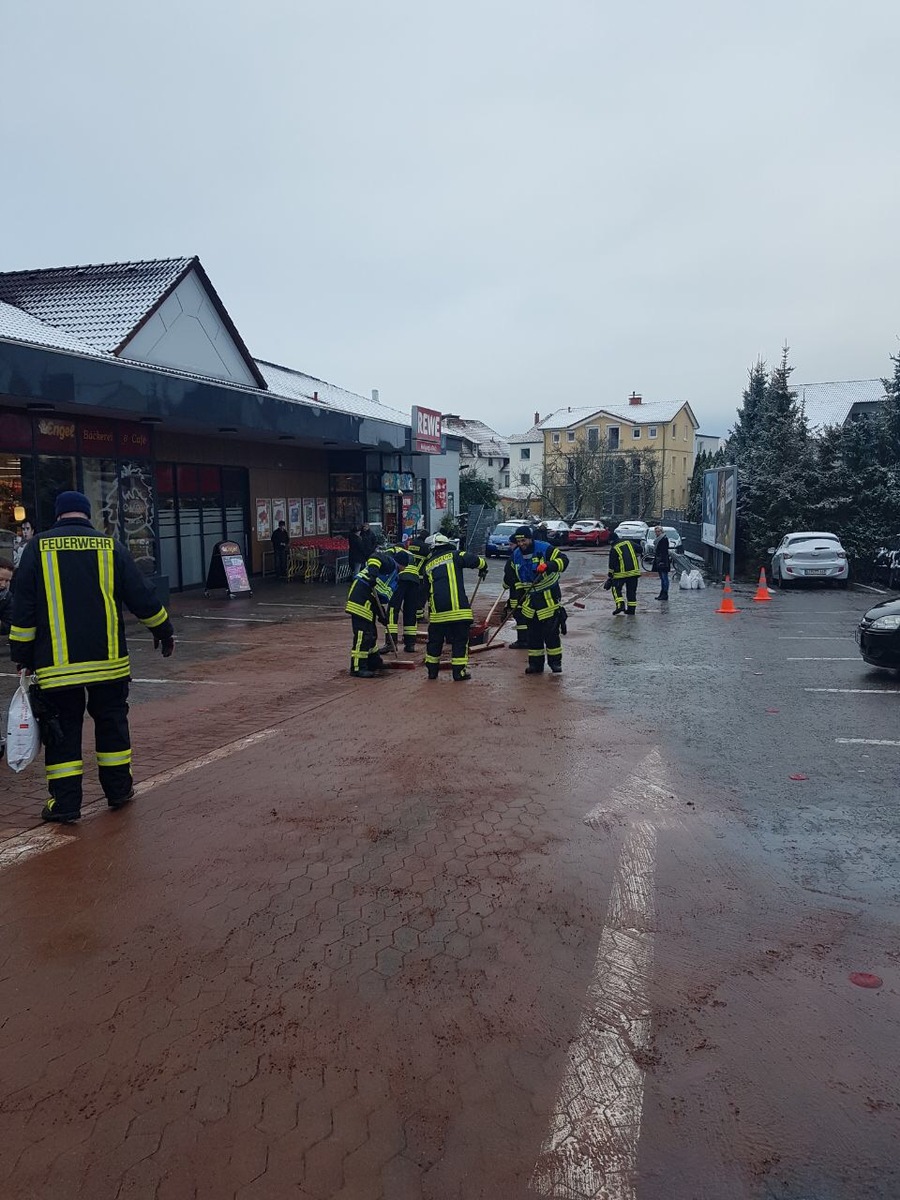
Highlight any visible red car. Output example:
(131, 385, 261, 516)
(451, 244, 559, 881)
(567, 520, 611, 547)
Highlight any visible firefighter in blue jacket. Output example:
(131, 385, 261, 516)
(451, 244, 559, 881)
(422, 534, 487, 681)
(345, 550, 396, 677)
(8, 490, 175, 823)
(509, 525, 569, 674)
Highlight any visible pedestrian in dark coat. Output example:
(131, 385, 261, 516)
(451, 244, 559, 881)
(359, 522, 378, 557)
(347, 527, 364, 573)
(652, 526, 671, 601)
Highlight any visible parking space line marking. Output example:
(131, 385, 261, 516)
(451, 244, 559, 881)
(805, 688, 900, 695)
(533, 749, 675, 1199)
(836, 738, 900, 746)
(786, 657, 859, 661)
(778, 636, 852, 640)
(179, 614, 279, 623)
(0, 729, 278, 876)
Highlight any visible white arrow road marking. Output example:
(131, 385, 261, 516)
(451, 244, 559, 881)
(835, 738, 900, 746)
(532, 749, 677, 1200)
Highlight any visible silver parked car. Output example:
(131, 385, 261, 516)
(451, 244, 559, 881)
(769, 531, 849, 588)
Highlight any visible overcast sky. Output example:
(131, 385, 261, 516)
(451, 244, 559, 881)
(3, 1, 899, 436)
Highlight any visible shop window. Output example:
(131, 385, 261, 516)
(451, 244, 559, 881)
(35, 456, 76, 532)
(222, 467, 249, 551)
(176, 466, 203, 587)
(120, 460, 156, 575)
(82, 458, 120, 539)
(0, 453, 32, 558)
(200, 465, 225, 565)
(156, 464, 179, 586)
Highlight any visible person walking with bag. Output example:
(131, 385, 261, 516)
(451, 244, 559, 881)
(652, 525, 671, 601)
(7, 491, 175, 824)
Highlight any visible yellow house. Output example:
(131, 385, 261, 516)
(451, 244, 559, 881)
(538, 394, 699, 518)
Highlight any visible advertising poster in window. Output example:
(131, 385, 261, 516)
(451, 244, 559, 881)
(302, 498, 316, 536)
(288, 498, 302, 538)
(434, 478, 447, 511)
(315, 498, 328, 535)
(256, 498, 271, 541)
(120, 460, 156, 574)
(271, 498, 286, 530)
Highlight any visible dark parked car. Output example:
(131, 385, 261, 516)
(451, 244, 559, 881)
(856, 598, 900, 669)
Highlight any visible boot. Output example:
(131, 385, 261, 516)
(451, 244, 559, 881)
(403, 638, 417, 653)
(378, 641, 393, 655)
(452, 669, 472, 682)
(613, 608, 625, 617)
(426, 667, 439, 680)
(549, 661, 562, 674)
(353, 668, 379, 679)
(108, 788, 135, 811)
(41, 801, 81, 824)
(525, 663, 545, 674)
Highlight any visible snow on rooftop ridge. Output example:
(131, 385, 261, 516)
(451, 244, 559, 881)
(794, 379, 888, 431)
(255, 359, 410, 424)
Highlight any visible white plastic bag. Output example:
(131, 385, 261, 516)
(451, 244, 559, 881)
(6, 673, 41, 773)
(679, 568, 706, 590)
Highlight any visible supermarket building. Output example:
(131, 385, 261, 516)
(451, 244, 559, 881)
(0, 257, 459, 590)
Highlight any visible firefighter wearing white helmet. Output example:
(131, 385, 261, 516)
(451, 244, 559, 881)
(422, 535, 486, 681)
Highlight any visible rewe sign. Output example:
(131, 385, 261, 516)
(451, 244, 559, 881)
(412, 406, 442, 454)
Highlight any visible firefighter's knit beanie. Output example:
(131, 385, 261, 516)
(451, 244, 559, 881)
(55, 490, 92, 519)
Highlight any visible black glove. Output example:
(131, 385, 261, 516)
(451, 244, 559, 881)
(154, 632, 176, 657)
(478, 566, 489, 581)
(558, 607, 568, 636)
(603, 577, 614, 591)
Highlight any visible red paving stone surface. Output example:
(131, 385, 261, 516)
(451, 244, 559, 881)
(1, 568, 631, 1198)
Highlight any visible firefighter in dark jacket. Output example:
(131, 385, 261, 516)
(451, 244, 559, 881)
(8, 491, 175, 824)
(345, 550, 396, 677)
(422, 534, 487, 681)
(390, 533, 429, 652)
(502, 554, 528, 648)
(607, 532, 642, 615)
(509, 526, 569, 674)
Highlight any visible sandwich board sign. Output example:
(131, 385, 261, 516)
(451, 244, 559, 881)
(205, 540, 252, 598)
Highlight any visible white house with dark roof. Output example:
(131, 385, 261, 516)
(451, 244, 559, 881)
(0, 256, 459, 586)
(498, 413, 545, 514)
(440, 415, 510, 492)
(793, 379, 889, 433)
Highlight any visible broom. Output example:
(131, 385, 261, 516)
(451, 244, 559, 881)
(372, 594, 417, 670)
(469, 585, 507, 643)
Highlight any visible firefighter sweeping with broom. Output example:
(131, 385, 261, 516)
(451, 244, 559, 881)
(503, 554, 528, 649)
(422, 534, 487, 681)
(509, 526, 569, 674)
(346, 549, 397, 678)
(606, 531, 641, 616)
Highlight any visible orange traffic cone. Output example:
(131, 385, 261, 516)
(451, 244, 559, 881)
(716, 575, 738, 614)
(752, 567, 772, 603)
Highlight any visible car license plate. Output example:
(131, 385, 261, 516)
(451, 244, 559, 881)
(805, 568, 826, 575)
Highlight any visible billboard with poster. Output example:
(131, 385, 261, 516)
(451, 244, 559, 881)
(701, 465, 736, 554)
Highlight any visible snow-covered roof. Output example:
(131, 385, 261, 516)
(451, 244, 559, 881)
(0, 258, 194, 353)
(794, 379, 888, 431)
(255, 360, 409, 424)
(442, 416, 509, 458)
(498, 484, 541, 501)
(0, 257, 413, 429)
(538, 399, 694, 430)
(507, 425, 543, 444)
(0, 300, 106, 358)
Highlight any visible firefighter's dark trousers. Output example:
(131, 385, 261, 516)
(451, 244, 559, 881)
(44, 679, 132, 817)
(611, 576, 639, 614)
(393, 579, 423, 649)
(425, 620, 471, 679)
(350, 614, 380, 675)
(527, 612, 562, 669)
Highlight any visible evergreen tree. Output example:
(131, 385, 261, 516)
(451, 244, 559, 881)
(686, 450, 710, 522)
(728, 346, 815, 568)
